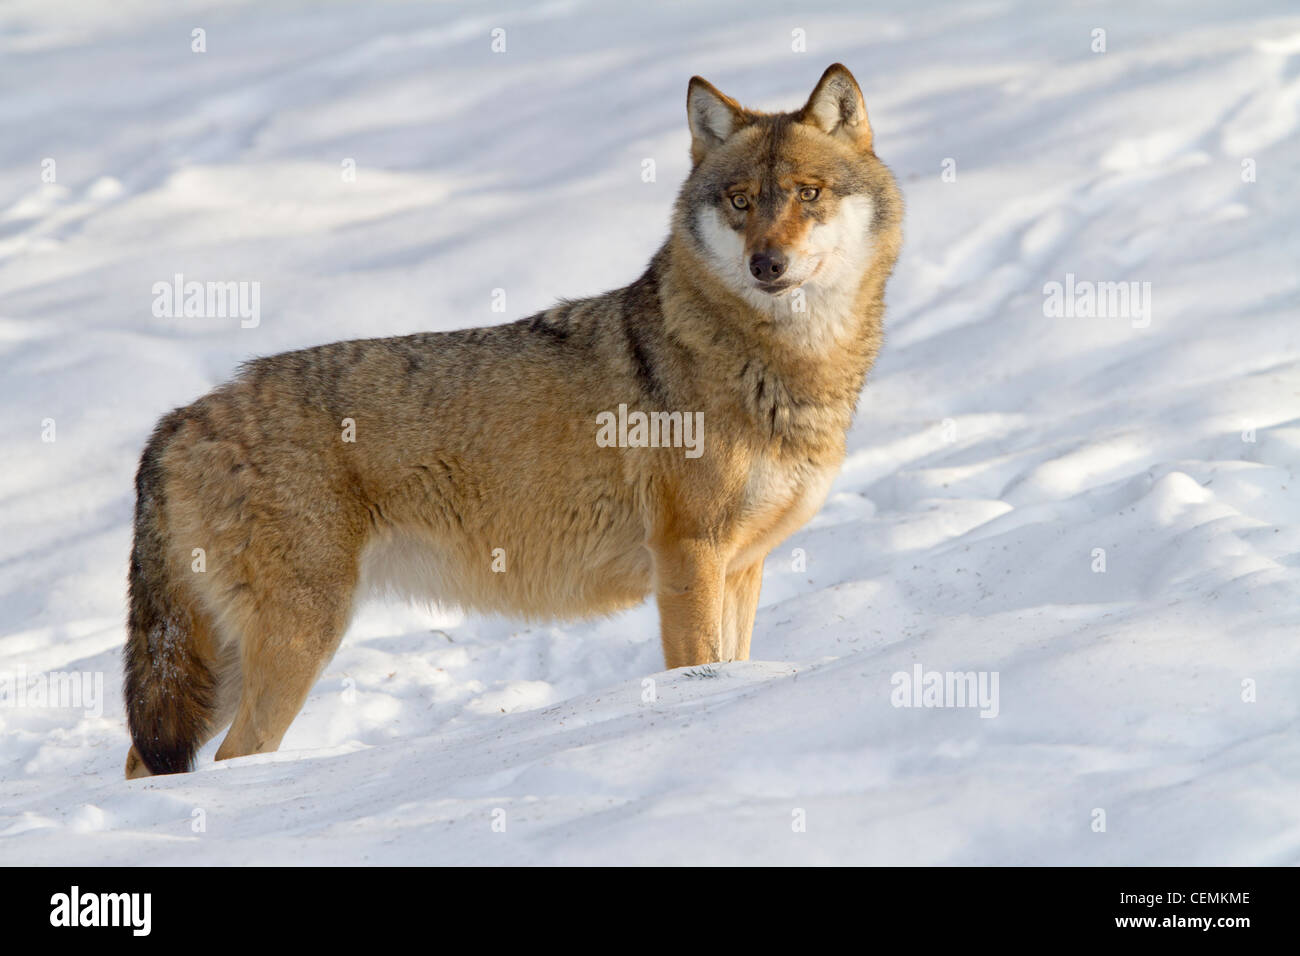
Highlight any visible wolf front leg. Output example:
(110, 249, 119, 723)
(651, 538, 726, 668)
(720, 559, 763, 662)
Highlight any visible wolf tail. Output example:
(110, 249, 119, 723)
(123, 413, 220, 778)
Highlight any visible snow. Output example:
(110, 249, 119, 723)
(1, 0, 1298, 864)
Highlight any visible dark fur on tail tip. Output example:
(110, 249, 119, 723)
(123, 412, 217, 776)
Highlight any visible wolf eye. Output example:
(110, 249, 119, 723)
(798, 186, 821, 202)
(730, 194, 749, 210)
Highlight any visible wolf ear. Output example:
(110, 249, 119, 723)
(687, 76, 746, 165)
(800, 63, 873, 151)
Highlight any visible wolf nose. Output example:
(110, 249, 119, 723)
(749, 251, 787, 280)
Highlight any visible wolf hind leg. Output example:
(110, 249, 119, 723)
(212, 525, 361, 763)
(213, 578, 356, 763)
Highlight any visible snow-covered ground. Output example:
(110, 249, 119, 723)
(1, 0, 1298, 865)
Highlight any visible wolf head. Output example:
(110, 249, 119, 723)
(673, 64, 901, 331)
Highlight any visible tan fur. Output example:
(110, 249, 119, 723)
(122, 64, 903, 776)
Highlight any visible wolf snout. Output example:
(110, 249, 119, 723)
(749, 250, 787, 281)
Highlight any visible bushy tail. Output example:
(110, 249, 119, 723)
(123, 414, 218, 777)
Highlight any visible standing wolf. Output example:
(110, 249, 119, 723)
(124, 64, 903, 778)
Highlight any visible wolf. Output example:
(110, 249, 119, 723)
(123, 63, 903, 778)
